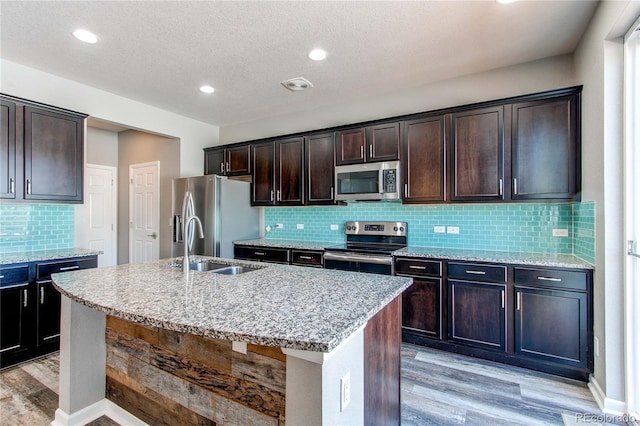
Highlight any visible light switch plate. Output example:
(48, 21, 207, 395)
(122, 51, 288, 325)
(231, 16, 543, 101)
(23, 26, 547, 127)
(553, 228, 569, 237)
(340, 371, 350, 411)
(296, 224, 304, 230)
(447, 226, 460, 234)
(330, 224, 339, 231)
(275, 223, 284, 229)
(434, 226, 446, 234)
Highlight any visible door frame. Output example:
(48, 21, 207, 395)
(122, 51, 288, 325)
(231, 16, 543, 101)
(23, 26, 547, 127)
(84, 163, 118, 266)
(128, 161, 160, 263)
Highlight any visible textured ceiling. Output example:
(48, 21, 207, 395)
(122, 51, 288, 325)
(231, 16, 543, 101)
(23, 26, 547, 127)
(0, 1, 598, 128)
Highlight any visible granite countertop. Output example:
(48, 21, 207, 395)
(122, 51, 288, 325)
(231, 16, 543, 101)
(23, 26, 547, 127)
(235, 238, 339, 250)
(51, 256, 411, 353)
(0, 248, 102, 265)
(395, 246, 594, 269)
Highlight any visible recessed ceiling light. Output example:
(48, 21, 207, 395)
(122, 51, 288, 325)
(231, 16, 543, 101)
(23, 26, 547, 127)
(308, 49, 327, 61)
(199, 85, 215, 94)
(73, 29, 98, 44)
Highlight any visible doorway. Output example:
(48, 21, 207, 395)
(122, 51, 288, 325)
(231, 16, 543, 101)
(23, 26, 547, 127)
(129, 161, 160, 263)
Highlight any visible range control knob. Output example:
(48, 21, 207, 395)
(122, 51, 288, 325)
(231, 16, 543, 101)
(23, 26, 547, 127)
(393, 226, 398, 231)
(400, 226, 405, 232)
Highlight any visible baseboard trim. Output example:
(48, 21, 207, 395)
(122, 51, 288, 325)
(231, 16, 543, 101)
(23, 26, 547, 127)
(50, 399, 147, 426)
(588, 376, 627, 415)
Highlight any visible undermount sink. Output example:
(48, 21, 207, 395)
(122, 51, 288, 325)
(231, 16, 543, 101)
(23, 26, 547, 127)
(168, 260, 260, 275)
(212, 266, 253, 275)
(189, 262, 229, 272)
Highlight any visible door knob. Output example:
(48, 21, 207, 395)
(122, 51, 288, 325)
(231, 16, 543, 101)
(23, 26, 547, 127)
(147, 232, 158, 239)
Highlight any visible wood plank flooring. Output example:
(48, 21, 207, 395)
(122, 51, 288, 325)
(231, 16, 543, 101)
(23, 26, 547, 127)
(0, 344, 628, 425)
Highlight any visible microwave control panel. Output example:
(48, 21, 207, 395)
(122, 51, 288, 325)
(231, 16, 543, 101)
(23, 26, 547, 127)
(382, 169, 397, 193)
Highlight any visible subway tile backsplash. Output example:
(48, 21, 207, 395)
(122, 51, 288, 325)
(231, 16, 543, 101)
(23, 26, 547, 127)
(573, 201, 596, 264)
(0, 203, 75, 254)
(266, 201, 596, 260)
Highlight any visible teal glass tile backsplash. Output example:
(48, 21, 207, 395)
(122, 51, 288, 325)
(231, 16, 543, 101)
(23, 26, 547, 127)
(265, 202, 576, 254)
(0, 204, 75, 253)
(573, 201, 596, 264)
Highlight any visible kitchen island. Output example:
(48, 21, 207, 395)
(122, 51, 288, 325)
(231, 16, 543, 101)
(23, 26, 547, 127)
(51, 257, 412, 426)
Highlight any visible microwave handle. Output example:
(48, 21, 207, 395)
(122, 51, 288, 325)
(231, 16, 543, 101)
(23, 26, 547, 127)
(378, 169, 384, 194)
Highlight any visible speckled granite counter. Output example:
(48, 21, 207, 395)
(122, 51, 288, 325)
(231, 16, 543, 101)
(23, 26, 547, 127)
(395, 246, 593, 269)
(52, 256, 411, 352)
(234, 238, 338, 250)
(1, 247, 101, 265)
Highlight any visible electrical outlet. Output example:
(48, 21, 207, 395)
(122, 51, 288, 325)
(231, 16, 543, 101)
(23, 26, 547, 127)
(447, 226, 460, 234)
(594, 336, 599, 357)
(275, 223, 284, 229)
(434, 226, 446, 234)
(553, 228, 569, 237)
(330, 224, 339, 231)
(296, 224, 304, 230)
(340, 371, 350, 412)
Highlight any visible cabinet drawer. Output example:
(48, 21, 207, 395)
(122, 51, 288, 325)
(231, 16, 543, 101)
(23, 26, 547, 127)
(447, 262, 506, 283)
(0, 265, 30, 286)
(514, 267, 588, 291)
(291, 250, 323, 267)
(395, 258, 442, 277)
(36, 257, 97, 279)
(234, 245, 290, 264)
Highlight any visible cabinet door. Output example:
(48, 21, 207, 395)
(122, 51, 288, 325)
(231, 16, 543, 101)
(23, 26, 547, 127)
(335, 128, 366, 165)
(23, 106, 84, 202)
(251, 142, 275, 206)
(515, 287, 588, 367)
(227, 145, 251, 176)
(0, 284, 30, 356)
(448, 280, 506, 351)
(402, 277, 442, 339)
(204, 148, 226, 175)
(1, 99, 17, 199)
(367, 122, 400, 162)
(451, 106, 504, 201)
(401, 115, 447, 203)
(305, 132, 336, 204)
(36, 281, 61, 346)
(276, 137, 304, 205)
(511, 95, 579, 200)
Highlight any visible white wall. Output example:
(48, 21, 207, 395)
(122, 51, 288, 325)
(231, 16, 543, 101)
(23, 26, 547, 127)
(0, 59, 220, 176)
(220, 54, 577, 143)
(574, 0, 640, 409)
(86, 127, 119, 167)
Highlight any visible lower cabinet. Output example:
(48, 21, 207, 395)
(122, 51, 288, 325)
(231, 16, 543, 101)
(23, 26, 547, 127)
(234, 244, 291, 264)
(36, 281, 62, 346)
(0, 283, 30, 359)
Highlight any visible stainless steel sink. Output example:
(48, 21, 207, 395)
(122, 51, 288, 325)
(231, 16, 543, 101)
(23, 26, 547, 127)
(189, 262, 229, 272)
(212, 266, 257, 275)
(168, 260, 260, 275)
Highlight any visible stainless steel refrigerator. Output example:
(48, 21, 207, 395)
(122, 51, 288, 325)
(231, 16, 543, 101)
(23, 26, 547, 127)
(171, 175, 262, 259)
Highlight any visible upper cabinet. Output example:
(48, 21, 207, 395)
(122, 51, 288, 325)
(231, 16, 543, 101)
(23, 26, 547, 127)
(401, 115, 447, 203)
(1, 94, 87, 204)
(451, 106, 505, 202)
(251, 137, 304, 206)
(335, 121, 400, 165)
(204, 144, 251, 177)
(510, 94, 580, 201)
(305, 132, 337, 205)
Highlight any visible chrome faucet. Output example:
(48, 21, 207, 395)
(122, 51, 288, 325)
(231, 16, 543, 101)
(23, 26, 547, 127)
(182, 215, 204, 274)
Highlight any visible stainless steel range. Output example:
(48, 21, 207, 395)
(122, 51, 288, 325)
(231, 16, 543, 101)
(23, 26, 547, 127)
(324, 221, 407, 275)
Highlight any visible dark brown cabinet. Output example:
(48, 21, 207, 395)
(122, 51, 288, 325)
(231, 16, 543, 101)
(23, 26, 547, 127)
(451, 106, 505, 201)
(305, 132, 336, 205)
(234, 245, 291, 264)
(1, 94, 86, 204)
(511, 94, 580, 200)
(36, 281, 61, 346)
(291, 250, 324, 268)
(251, 138, 304, 206)
(0, 265, 30, 360)
(401, 115, 447, 203)
(335, 122, 400, 165)
(204, 144, 251, 176)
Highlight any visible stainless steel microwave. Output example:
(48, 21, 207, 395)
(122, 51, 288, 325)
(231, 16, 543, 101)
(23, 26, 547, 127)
(334, 160, 401, 201)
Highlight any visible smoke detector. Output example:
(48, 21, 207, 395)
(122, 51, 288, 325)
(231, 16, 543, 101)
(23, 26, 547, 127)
(281, 77, 314, 92)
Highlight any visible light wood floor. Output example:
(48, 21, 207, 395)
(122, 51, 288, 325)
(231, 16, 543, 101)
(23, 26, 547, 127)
(0, 344, 626, 425)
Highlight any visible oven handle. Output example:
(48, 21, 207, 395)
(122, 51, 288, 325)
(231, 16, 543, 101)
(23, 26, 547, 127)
(323, 251, 392, 265)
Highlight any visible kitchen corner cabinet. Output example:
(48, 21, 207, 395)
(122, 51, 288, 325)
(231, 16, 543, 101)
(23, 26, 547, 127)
(510, 94, 580, 200)
(0, 255, 97, 368)
(451, 106, 505, 202)
(401, 115, 447, 203)
(251, 138, 304, 206)
(0, 94, 87, 204)
(305, 132, 337, 205)
(335, 121, 400, 165)
(204, 144, 251, 177)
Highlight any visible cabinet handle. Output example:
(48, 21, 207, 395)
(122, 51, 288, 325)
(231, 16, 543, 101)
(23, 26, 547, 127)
(276, 190, 281, 202)
(409, 265, 426, 270)
(499, 179, 503, 196)
(60, 266, 80, 271)
(330, 187, 334, 199)
(26, 179, 32, 195)
(465, 270, 486, 275)
(270, 190, 274, 202)
(404, 183, 408, 198)
(254, 251, 266, 256)
(513, 178, 518, 195)
(40, 287, 45, 304)
(360, 146, 364, 159)
(220, 163, 225, 173)
(0, 275, 4, 279)
(501, 290, 505, 309)
(226, 162, 230, 173)
(517, 292, 522, 310)
(23, 289, 28, 307)
(299, 256, 312, 260)
(369, 145, 373, 158)
(537, 276, 561, 282)
(9, 178, 14, 194)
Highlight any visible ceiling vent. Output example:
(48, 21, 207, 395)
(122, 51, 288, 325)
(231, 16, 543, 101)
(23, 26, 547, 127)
(281, 77, 314, 92)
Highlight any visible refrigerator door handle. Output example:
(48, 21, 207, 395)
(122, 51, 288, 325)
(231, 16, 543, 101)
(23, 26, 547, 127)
(173, 215, 183, 243)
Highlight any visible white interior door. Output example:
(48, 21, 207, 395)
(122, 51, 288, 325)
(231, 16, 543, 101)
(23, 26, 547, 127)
(129, 161, 160, 264)
(84, 164, 117, 267)
(624, 16, 640, 419)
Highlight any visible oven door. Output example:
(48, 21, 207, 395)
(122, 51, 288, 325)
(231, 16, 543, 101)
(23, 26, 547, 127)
(323, 251, 393, 275)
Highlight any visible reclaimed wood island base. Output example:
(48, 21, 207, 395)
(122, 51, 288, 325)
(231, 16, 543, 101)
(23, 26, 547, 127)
(51, 258, 410, 426)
